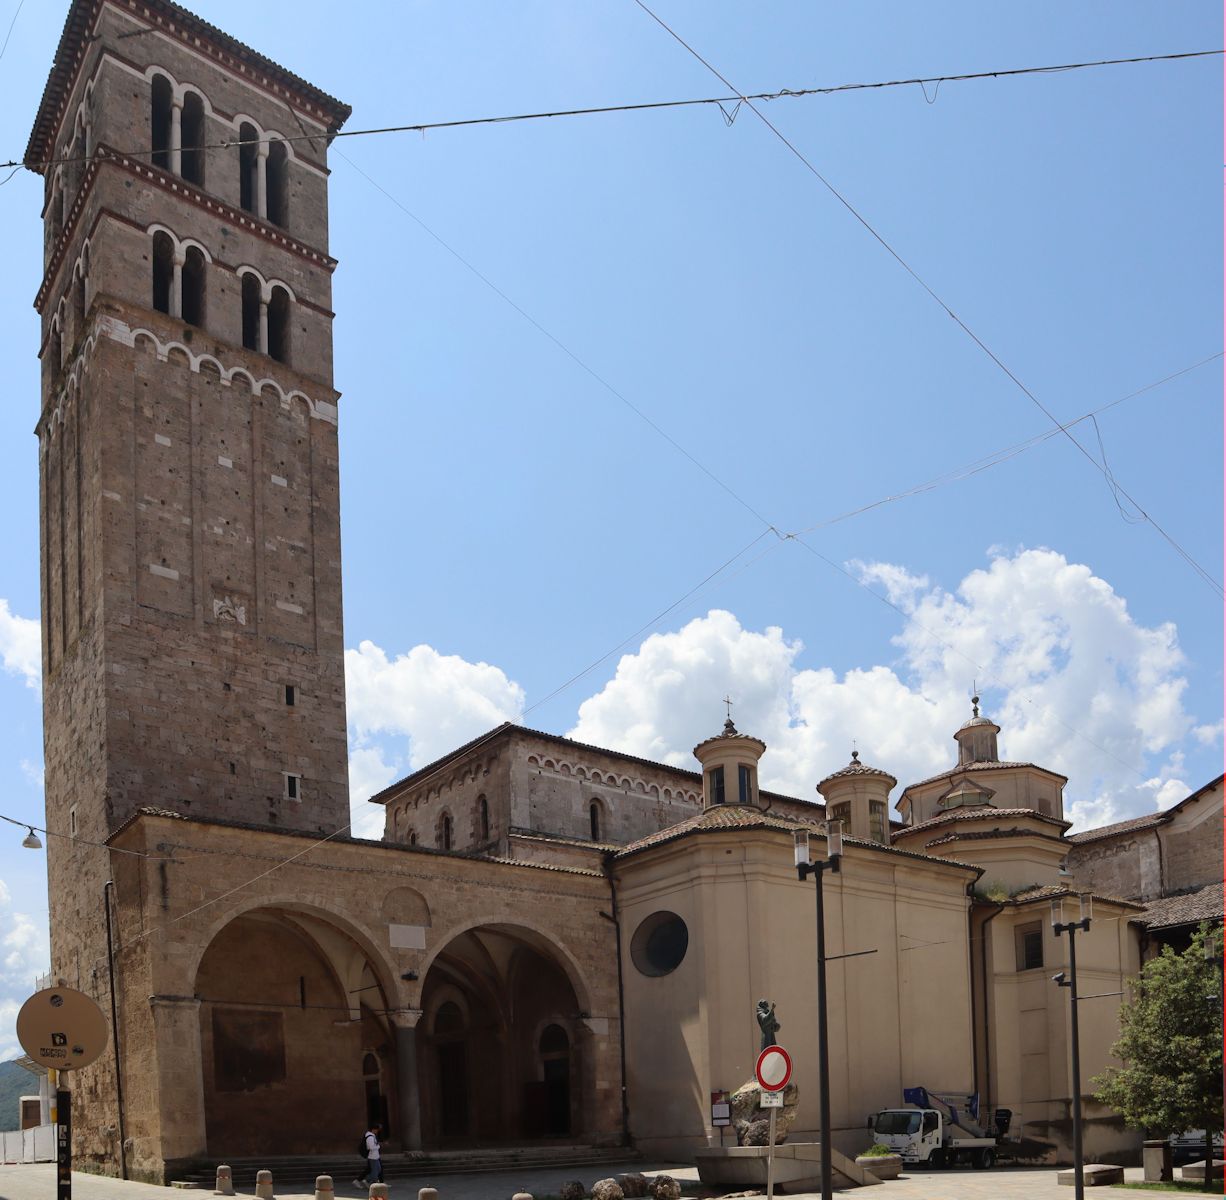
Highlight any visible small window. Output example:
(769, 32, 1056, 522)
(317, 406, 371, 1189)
(589, 801, 600, 840)
(181, 92, 206, 186)
(923, 1111, 938, 1134)
(69, 807, 77, 838)
(152, 231, 174, 315)
(150, 74, 172, 171)
(708, 765, 725, 806)
(1037, 796, 1052, 817)
(238, 122, 259, 214)
(479, 795, 490, 841)
(284, 684, 295, 707)
(869, 800, 887, 845)
(240, 272, 260, 352)
(409, 831, 417, 846)
(829, 801, 851, 828)
(181, 246, 206, 327)
(1015, 923, 1043, 971)
(268, 285, 290, 364)
(73, 271, 85, 339)
(630, 910, 689, 977)
(738, 763, 752, 805)
(285, 773, 300, 802)
(266, 140, 289, 228)
(440, 813, 453, 851)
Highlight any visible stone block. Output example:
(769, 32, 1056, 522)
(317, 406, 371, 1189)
(1180, 1159, 1224, 1183)
(591, 1180, 624, 1200)
(1056, 1164, 1124, 1187)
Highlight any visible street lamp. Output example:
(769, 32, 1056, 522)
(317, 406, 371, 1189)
(22, 827, 42, 849)
(795, 820, 842, 1200)
(1052, 892, 1093, 1200)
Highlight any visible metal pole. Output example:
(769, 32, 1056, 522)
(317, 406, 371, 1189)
(104, 882, 128, 1179)
(765, 1104, 777, 1200)
(816, 865, 832, 1200)
(1068, 927, 1084, 1200)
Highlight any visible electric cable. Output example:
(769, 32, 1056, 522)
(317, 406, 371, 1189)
(632, 0, 1224, 601)
(5, 48, 1220, 172)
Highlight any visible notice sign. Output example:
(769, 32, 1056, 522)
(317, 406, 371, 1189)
(16, 987, 108, 1071)
(710, 1090, 731, 1127)
(760, 1089, 784, 1109)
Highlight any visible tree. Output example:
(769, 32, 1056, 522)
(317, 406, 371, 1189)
(1093, 925, 1223, 1175)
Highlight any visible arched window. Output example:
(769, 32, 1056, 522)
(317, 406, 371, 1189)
(267, 285, 291, 364)
(73, 270, 85, 339)
(238, 122, 259, 214)
(47, 325, 62, 380)
(589, 801, 601, 841)
(408, 831, 417, 846)
(479, 795, 490, 841)
(150, 75, 172, 171)
(151, 231, 174, 315)
(240, 272, 260, 351)
(180, 92, 206, 186)
(266, 140, 289, 227)
(440, 813, 453, 852)
(181, 245, 206, 327)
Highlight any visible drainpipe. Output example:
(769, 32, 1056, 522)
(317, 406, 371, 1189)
(104, 880, 128, 1179)
(978, 900, 1005, 1122)
(600, 853, 630, 1147)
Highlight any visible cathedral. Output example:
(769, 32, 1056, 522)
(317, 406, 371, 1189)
(26, 0, 1222, 1184)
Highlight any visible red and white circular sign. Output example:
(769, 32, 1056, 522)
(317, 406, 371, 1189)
(755, 1044, 792, 1092)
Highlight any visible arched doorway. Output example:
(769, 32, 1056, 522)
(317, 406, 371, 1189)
(193, 907, 396, 1157)
(420, 925, 587, 1145)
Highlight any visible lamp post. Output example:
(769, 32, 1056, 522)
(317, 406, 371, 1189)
(1052, 892, 1092, 1200)
(795, 820, 843, 1200)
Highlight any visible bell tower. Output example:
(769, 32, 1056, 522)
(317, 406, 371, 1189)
(29, 0, 352, 974)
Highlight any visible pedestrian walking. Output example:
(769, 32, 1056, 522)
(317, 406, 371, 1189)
(353, 1122, 384, 1189)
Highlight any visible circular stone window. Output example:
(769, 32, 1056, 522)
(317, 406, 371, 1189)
(630, 910, 689, 977)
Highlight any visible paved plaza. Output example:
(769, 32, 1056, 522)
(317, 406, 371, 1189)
(0, 1161, 1221, 1200)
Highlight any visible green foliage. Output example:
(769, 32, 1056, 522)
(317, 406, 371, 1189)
(861, 1143, 895, 1157)
(1092, 925, 1223, 1139)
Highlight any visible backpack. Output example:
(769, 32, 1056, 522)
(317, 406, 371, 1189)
(358, 1134, 369, 1157)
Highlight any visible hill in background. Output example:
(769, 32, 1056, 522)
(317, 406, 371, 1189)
(0, 1059, 39, 1131)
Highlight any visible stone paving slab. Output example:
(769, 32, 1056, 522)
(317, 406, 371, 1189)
(1, 1161, 1222, 1200)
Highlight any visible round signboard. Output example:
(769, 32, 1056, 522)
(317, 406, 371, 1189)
(17, 987, 109, 1071)
(755, 1044, 792, 1092)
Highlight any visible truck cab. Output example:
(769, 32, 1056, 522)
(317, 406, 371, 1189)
(868, 1106, 997, 1169)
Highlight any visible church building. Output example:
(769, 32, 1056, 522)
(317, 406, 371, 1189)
(25, 0, 1222, 1184)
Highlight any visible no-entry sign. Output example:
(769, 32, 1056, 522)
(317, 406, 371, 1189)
(755, 1044, 792, 1092)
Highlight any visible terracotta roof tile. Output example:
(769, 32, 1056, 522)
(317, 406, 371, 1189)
(894, 806, 1070, 841)
(903, 760, 1068, 792)
(614, 804, 980, 873)
(1067, 812, 1166, 845)
(1134, 883, 1224, 931)
(1006, 882, 1144, 910)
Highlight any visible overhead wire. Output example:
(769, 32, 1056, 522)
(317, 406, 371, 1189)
(0, 0, 24, 64)
(792, 351, 1222, 535)
(2, 48, 1220, 172)
(631, 0, 1224, 601)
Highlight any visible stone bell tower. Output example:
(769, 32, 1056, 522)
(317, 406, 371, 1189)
(28, 0, 351, 985)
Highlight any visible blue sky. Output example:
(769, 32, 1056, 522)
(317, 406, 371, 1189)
(0, 1, 1221, 1056)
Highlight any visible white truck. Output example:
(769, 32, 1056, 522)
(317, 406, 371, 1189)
(867, 1086, 1008, 1169)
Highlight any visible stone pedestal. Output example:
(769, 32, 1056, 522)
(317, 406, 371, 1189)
(1056, 1164, 1124, 1187)
(1142, 1139, 1172, 1182)
(694, 1143, 881, 1190)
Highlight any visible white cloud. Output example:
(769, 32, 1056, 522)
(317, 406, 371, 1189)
(0, 599, 41, 691)
(0, 882, 49, 1062)
(344, 640, 525, 835)
(568, 549, 1203, 833)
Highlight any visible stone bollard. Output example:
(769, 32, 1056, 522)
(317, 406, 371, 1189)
(314, 1175, 335, 1200)
(255, 1168, 275, 1199)
(419, 1189, 439, 1200)
(369, 1185, 390, 1199)
(213, 1165, 235, 1197)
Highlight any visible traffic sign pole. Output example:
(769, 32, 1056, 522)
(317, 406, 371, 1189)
(765, 1106, 777, 1200)
(56, 1086, 71, 1200)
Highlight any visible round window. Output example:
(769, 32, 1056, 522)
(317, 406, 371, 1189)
(630, 910, 689, 977)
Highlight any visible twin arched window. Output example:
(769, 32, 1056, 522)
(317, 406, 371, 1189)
(238, 121, 289, 227)
(240, 271, 291, 363)
(151, 231, 206, 327)
(150, 75, 206, 188)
